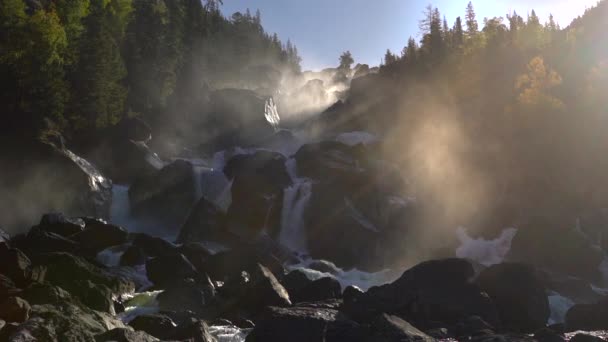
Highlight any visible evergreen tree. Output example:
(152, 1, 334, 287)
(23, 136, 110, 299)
(453, 17, 464, 47)
(465, 1, 478, 37)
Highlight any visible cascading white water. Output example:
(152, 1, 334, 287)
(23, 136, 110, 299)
(279, 158, 313, 254)
(110, 184, 132, 227)
(209, 325, 252, 342)
(264, 97, 280, 130)
(455, 227, 518, 267)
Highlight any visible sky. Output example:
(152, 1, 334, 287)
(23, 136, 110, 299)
(220, 0, 599, 70)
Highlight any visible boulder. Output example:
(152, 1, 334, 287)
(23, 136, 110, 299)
(116, 117, 152, 143)
(146, 254, 198, 287)
(0, 248, 31, 287)
(223, 151, 291, 237)
(0, 275, 20, 298)
(343, 258, 499, 330)
(0, 297, 31, 323)
(10, 302, 127, 341)
(129, 159, 196, 225)
(30, 253, 135, 300)
(565, 299, 608, 332)
(534, 327, 566, 342)
(281, 270, 313, 300)
(199, 88, 277, 153)
(38, 213, 85, 237)
(507, 216, 604, 281)
(0, 137, 112, 233)
(120, 246, 146, 267)
(342, 285, 364, 303)
(292, 277, 342, 304)
(21, 283, 73, 306)
(245, 306, 365, 342)
(476, 263, 549, 332)
(177, 198, 228, 244)
(17, 226, 79, 258)
(95, 328, 159, 342)
(368, 313, 434, 342)
(131, 233, 178, 258)
(72, 221, 129, 255)
(241, 264, 291, 313)
(178, 243, 214, 272)
(129, 314, 177, 340)
(172, 318, 217, 342)
(157, 278, 216, 316)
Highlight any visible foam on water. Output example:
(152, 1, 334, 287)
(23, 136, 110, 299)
(287, 258, 399, 291)
(335, 131, 378, 146)
(455, 227, 518, 266)
(118, 290, 163, 323)
(96, 246, 126, 268)
(548, 291, 576, 324)
(209, 325, 252, 342)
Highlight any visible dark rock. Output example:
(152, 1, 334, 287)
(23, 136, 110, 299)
(476, 263, 549, 332)
(507, 216, 604, 281)
(71, 280, 115, 314)
(131, 233, 178, 258)
(95, 328, 159, 342)
(0, 297, 30, 322)
(117, 117, 152, 143)
(18, 226, 79, 257)
(565, 299, 608, 331)
(72, 221, 129, 255)
(157, 278, 216, 315)
(307, 260, 341, 274)
(281, 270, 313, 299)
(0, 228, 9, 247)
(223, 151, 291, 237)
(146, 254, 198, 287)
(369, 313, 434, 342)
(129, 314, 176, 340)
(0, 248, 31, 287)
(0, 275, 20, 297)
(218, 271, 250, 299)
(293, 277, 341, 303)
(246, 306, 365, 342)
(172, 318, 217, 342)
(534, 327, 565, 342)
(129, 159, 196, 225)
(570, 333, 606, 342)
(21, 283, 73, 306)
(10, 301, 127, 341)
(242, 264, 291, 313)
(178, 198, 228, 244)
(38, 213, 85, 237)
(31, 253, 135, 300)
(0, 137, 112, 233)
(426, 328, 451, 339)
(178, 243, 214, 272)
(343, 258, 499, 331)
(453, 316, 495, 339)
(343, 285, 364, 304)
(0, 321, 19, 341)
(120, 246, 147, 266)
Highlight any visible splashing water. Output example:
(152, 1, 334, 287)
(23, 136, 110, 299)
(548, 291, 576, 325)
(264, 97, 280, 130)
(455, 227, 518, 266)
(96, 246, 126, 268)
(118, 290, 163, 323)
(209, 325, 252, 342)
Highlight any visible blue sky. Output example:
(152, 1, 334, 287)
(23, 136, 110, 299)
(221, 1, 599, 70)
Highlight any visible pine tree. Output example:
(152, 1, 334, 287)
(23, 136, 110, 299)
(453, 17, 464, 47)
(465, 1, 478, 37)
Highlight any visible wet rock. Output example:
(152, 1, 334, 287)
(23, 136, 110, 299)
(0, 297, 31, 323)
(157, 278, 216, 315)
(17, 226, 80, 258)
(292, 277, 341, 303)
(241, 264, 291, 313)
(0, 228, 9, 247)
(116, 117, 152, 143)
(565, 299, 608, 331)
(343, 285, 364, 304)
(368, 313, 434, 342)
(0, 321, 19, 341)
(281, 270, 313, 299)
(507, 216, 604, 281)
(246, 306, 365, 342)
(38, 213, 85, 237)
(570, 333, 606, 342)
(452, 316, 496, 339)
(129, 314, 177, 340)
(131, 233, 178, 258)
(129, 159, 196, 225)
(343, 258, 499, 330)
(476, 263, 549, 332)
(172, 318, 217, 342)
(146, 254, 198, 287)
(0, 137, 112, 233)
(72, 221, 129, 256)
(178, 243, 214, 272)
(0, 248, 31, 287)
(178, 198, 228, 244)
(20, 283, 73, 306)
(95, 328, 159, 342)
(223, 151, 291, 237)
(0, 275, 20, 298)
(120, 245, 146, 266)
(534, 327, 565, 342)
(202, 242, 286, 282)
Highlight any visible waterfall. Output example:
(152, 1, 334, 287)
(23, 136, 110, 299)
(455, 227, 518, 267)
(110, 184, 132, 227)
(279, 158, 313, 254)
(264, 97, 280, 130)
